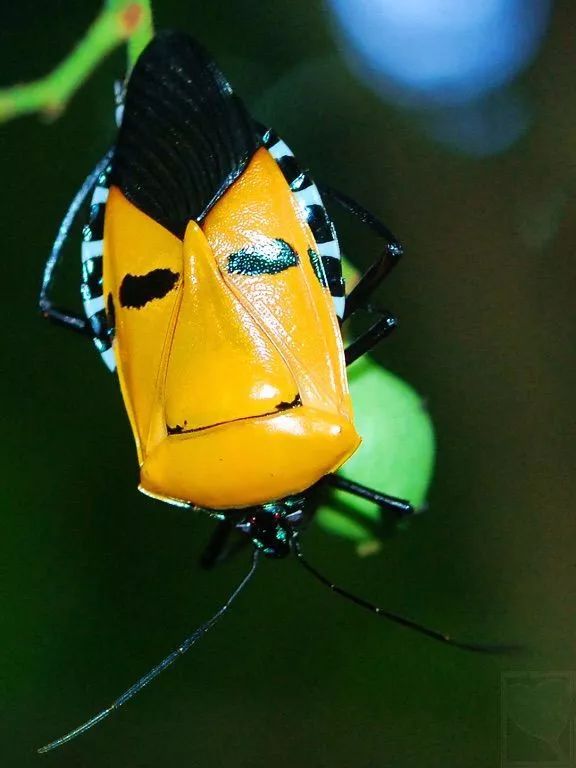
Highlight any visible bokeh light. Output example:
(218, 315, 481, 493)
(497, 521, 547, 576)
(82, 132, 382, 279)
(418, 88, 532, 156)
(326, 0, 552, 155)
(327, 0, 552, 106)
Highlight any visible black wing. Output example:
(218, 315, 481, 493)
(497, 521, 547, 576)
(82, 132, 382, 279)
(111, 31, 260, 239)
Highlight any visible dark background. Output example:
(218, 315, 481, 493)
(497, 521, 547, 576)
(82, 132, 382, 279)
(1, 1, 575, 766)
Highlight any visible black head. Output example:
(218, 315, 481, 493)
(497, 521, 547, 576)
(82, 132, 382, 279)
(236, 495, 306, 558)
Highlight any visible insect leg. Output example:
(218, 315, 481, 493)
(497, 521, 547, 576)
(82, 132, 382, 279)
(344, 307, 398, 365)
(325, 473, 414, 517)
(200, 519, 235, 569)
(317, 185, 403, 320)
(39, 305, 93, 335)
(204, 537, 252, 570)
(39, 150, 113, 336)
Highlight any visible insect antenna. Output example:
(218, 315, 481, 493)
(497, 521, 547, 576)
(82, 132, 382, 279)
(292, 537, 517, 654)
(38, 549, 260, 754)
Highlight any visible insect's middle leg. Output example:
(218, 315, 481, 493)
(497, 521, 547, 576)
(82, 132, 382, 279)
(344, 307, 398, 366)
(310, 475, 414, 543)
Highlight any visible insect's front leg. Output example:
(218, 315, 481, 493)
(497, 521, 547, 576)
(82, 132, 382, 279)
(39, 301, 93, 335)
(40, 151, 112, 337)
(318, 184, 403, 320)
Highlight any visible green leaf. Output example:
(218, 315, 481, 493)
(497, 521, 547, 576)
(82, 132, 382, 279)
(316, 356, 435, 554)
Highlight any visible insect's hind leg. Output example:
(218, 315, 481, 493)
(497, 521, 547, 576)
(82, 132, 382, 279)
(325, 474, 414, 518)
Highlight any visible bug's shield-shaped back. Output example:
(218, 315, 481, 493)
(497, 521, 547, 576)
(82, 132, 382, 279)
(141, 149, 360, 508)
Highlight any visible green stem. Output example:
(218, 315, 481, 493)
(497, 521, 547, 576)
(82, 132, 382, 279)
(0, 0, 154, 123)
(112, 0, 154, 67)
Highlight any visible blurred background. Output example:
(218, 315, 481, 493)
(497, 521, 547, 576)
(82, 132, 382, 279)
(1, 1, 575, 766)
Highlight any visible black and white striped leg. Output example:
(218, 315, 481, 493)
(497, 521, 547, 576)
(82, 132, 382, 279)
(344, 307, 398, 366)
(325, 474, 414, 518)
(318, 185, 403, 321)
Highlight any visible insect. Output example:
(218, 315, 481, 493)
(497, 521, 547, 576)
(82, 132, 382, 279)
(38, 31, 505, 754)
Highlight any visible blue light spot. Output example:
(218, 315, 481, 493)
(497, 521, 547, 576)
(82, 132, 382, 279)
(420, 89, 532, 156)
(327, 0, 552, 106)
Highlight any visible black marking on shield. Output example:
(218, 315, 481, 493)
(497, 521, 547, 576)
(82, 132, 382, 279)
(275, 393, 302, 411)
(227, 239, 299, 276)
(167, 419, 188, 435)
(119, 268, 180, 309)
(166, 398, 303, 436)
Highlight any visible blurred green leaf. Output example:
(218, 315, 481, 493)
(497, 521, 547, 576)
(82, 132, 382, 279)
(316, 355, 435, 553)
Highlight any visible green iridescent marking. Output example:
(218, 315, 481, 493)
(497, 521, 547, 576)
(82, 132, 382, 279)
(307, 248, 328, 288)
(227, 238, 298, 276)
(261, 502, 283, 515)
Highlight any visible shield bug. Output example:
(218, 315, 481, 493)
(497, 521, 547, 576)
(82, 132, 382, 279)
(38, 31, 507, 753)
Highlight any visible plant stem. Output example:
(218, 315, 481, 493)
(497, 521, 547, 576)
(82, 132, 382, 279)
(0, 0, 154, 123)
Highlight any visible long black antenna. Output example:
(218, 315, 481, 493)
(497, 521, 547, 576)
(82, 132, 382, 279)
(293, 537, 516, 654)
(38, 549, 260, 754)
